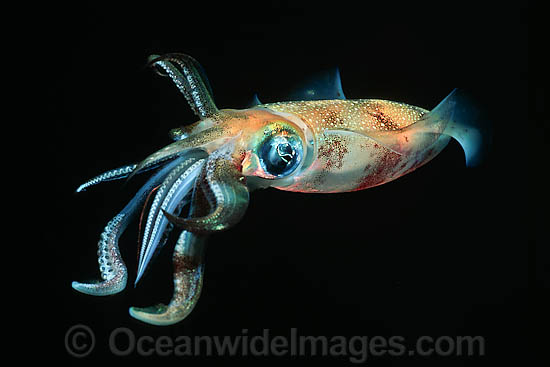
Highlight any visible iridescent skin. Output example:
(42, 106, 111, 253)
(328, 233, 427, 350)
(73, 53, 486, 325)
(261, 100, 447, 193)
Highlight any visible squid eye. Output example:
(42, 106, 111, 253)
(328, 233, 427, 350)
(258, 134, 302, 177)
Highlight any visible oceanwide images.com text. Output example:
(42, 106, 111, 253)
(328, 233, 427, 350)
(65, 325, 486, 362)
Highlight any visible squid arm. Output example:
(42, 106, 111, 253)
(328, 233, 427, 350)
(148, 53, 218, 120)
(77, 54, 220, 193)
(135, 151, 207, 285)
(123, 53, 224, 183)
(129, 169, 211, 325)
(71, 156, 191, 295)
(162, 140, 249, 234)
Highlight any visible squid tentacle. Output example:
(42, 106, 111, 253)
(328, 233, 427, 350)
(71, 156, 188, 296)
(130, 173, 211, 325)
(139, 156, 201, 260)
(129, 229, 207, 325)
(163, 142, 250, 234)
(71, 214, 128, 295)
(75, 153, 184, 193)
(148, 53, 218, 119)
(136, 152, 208, 284)
(76, 164, 137, 193)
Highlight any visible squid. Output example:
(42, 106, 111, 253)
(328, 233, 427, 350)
(72, 53, 489, 326)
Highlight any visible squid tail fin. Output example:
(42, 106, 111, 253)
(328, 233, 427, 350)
(357, 89, 492, 167)
(436, 89, 492, 167)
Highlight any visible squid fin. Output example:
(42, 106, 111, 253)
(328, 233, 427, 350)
(356, 91, 456, 156)
(439, 89, 491, 167)
(248, 93, 263, 107)
(397, 89, 491, 166)
(286, 67, 346, 101)
(349, 89, 491, 166)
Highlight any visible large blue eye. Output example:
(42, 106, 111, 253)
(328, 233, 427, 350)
(259, 134, 303, 177)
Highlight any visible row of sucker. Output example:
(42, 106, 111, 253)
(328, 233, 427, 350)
(129, 179, 209, 325)
(72, 155, 191, 295)
(162, 140, 250, 233)
(136, 155, 207, 284)
(149, 53, 218, 119)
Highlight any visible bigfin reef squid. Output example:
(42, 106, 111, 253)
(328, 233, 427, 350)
(72, 53, 490, 326)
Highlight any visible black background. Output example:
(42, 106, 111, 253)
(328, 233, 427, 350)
(45, 1, 530, 365)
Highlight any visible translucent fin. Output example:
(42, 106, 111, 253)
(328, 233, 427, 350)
(441, 89, 492, 166)
(329, 89, 491, 167)
(357, 90, 457, 156)
(388, 89, 490, 166)
(364, 89, 490, 166)
(248, 93, 263, 107)
(286, 67, 346, 101)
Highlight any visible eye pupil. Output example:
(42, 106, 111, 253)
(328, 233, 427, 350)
(276, 143, 294, 163)
(259, 135, 302, 177)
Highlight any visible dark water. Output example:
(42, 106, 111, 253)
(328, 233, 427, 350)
(43, 1, 532, 365)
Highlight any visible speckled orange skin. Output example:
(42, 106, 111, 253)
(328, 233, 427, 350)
(159, 99, 450, 194)
(257, 99, 450, 193)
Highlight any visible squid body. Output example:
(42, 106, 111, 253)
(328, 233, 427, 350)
(72, 53, 489, 325)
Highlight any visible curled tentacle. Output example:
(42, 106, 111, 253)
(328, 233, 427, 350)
(71, 156, 188, 296)
(136, 151, 208, 284)
(148, 53, 218, 119)
(163, 142, 250, 234)
(71, 214, 128, 295)
(130, 178, 210, 325)
(130, 228, 207, 325)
